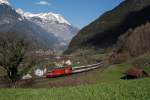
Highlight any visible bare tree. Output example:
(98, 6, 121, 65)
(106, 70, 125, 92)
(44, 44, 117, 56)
(0, 33, 35, 86)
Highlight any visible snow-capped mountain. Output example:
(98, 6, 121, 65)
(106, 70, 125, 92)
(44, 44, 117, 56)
(16, 9, 79, 47)
(0, 0, 10, 5)
(0, 1, 59, 49)
(16, 9, 71, 25)
(0, 0, 79, 50)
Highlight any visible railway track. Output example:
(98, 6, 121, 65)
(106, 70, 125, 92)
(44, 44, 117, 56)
(32, 62, 104, 83)
(0, 62, 104, 87)
(72, 62, 104, 73)
(33, 62, 104, 79)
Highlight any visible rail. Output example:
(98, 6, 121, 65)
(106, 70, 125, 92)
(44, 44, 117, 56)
(72, 62, 104, 73)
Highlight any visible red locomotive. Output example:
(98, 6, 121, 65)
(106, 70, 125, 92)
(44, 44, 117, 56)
(46, 66, 72, 78)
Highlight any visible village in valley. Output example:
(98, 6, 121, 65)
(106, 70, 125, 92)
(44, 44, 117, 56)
(21, 48, 150, 85)
(22, 49, 76, 80)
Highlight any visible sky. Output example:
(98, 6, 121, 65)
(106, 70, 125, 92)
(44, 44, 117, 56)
(10, 0, 123, 28)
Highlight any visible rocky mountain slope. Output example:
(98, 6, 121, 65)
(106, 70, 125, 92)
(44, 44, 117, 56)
(67, 0, 150, 53)
(0, 0, 78, 50)
(16, 9, 79, 47)
(116, 22, 150, 57)
(0, 3, 58, 49)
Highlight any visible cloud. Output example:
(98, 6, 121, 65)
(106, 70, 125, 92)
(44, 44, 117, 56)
(36, 0, 51, 6)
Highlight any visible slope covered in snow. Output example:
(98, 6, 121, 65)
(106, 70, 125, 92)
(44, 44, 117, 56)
(16, 8, 79, 49)
(0, 0, 10, 5)
(16, 9, 71, 25)
(0, 1, 78, 50)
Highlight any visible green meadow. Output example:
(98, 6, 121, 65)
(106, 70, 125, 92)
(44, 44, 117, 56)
(0, 78, 149, 100)
(0, 63, 149, 100)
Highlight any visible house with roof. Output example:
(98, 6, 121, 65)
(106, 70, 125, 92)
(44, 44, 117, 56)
(122, 67, 149, 79)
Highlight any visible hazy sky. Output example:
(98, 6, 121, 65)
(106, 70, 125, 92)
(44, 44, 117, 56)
(10, 0, 123, 28)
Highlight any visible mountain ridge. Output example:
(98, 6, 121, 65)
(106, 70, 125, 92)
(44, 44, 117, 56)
(0, 1, 78, 50)
(0, 0, 9, 5)
(0, 3, 59, 49)
(16, 8, 79, 48)
(16, 8, 71, 25)
(67, 0, 150, 53)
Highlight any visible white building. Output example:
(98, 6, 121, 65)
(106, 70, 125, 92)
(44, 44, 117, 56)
(65, 60, 72, 65)
(34, 68, 47, 77)
(22, 74, 32, 80)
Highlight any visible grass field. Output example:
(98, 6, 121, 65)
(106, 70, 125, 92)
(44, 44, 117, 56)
(0, 78, 149, 100)
(0, 62, 149, 100)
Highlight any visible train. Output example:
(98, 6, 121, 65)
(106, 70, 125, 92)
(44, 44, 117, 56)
(46, 66, 73, 78)
(46, 62, 103, 78)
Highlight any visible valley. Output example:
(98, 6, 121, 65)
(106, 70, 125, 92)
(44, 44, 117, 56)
(0, 0, 150, 100)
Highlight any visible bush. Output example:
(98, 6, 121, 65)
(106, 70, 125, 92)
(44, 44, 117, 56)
(131, 53, 150, 68)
